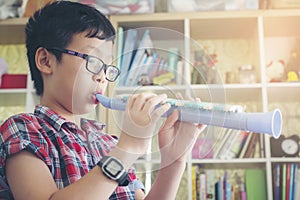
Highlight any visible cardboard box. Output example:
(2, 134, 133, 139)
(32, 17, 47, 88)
(0, 74, 27, 89)
(168, 0, 259, 12)
(80, 0, 154, 15)
(269, 0, 300, 8)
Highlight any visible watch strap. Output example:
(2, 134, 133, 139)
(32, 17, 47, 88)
(97, 156, 129, 186)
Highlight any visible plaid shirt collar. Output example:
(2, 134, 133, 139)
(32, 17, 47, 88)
(33, 105, 106, 132)
(34, 104, 67, 131)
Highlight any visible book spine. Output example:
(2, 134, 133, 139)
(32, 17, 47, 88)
(206, 169, 215, 199)
(293, 164, 298, 200)
(225, 130, 249, 159)
(240, 183, 247, 200)
(289, 163, 294, 200)
(259, 134, 265, 158)
(199, 172, 206, 200)
(192, 165, 197, 200)
(286, 163, 291, 200)
(274, 163, 281, 200)
(116, 26, 124, 86)
(243, 133, 258, 158)
(282, 163, 287, 200)
(238, 132, 253, 158)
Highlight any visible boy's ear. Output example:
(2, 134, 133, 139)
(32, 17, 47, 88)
(35, 47, 54, 74)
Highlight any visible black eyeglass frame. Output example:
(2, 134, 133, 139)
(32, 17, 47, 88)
(46, 47, 120, 82)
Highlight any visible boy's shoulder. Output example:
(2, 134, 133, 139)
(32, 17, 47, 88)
(1, 112, 36, 125)
(0, 112, 38, 131)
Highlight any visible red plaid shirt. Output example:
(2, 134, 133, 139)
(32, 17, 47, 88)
(0, 105, 144, 199)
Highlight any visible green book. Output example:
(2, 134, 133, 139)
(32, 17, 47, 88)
(282, 163, 287, 200)
(245, 169, 267, 200)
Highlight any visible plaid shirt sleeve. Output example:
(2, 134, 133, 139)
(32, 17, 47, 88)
(0, 114, 51, 166)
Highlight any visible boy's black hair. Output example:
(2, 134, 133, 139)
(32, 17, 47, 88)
(25, 1, 116, 95)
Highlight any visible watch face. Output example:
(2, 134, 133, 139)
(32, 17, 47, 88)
(104, 160, 122, 176)
(103, 157, 124, 179)
(281, 139, 299, 155)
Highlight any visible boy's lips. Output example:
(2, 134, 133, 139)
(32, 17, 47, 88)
(93, 92, 103, 104)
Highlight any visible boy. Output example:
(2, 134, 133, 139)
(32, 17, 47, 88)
(0, 1, 205, 199)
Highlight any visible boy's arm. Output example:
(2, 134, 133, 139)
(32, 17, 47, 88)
(144, 161, 186, 200)
(6, 149, 135, 200)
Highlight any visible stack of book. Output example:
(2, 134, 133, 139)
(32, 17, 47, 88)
(116, 27, 183, 87)
(273, 163, 299, 200)
(191, 129, 264, 160)
(192, 167, 267, 200)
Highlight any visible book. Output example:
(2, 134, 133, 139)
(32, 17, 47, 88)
(293, 164, 299, 200)
(176, 59, 183, 85)
(259, 134, 265, 158)
(223, 130, 249, 159)
(191, 165, 197, 200)
(289, 163, 295, 200)
(245, 169, 267, 200)
(240, 182, 247, 200)
(119, 29, 138, 86)
(116, 26, 124, 85)
(218, 129, 240, 159)
(238, 132, 253, 158)
(233, 172, 242, 200)
(137, 53, 153, 86)
(125, 29, 153, 86)
(128, 51, 148, 86)
(215, 177, 224, 200)
(149, 55, 161, 81)
(273, 163, 281, 200)
(282, 163, 287, 200)
(199, 171, 206, 200)
(286, 163, 291, 200)
(243, 133, 258, 158)
(205, 169, 215, 199)
(213, 128, 234, 159)
(224, 171, 232, 200)
(167, 47, 179, 76)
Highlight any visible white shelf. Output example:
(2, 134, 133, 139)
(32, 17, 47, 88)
(2, 10, 300, 200)
(109, 10, 300, 200)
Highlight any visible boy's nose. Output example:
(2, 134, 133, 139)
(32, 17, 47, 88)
(96, 77, 105, 83)
(94, 70, 106, 84)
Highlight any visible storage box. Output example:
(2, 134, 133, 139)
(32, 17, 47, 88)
(0, 74, 27, 89)
(167, 0, 259, 12)
(79, 0, 154, 15)
(269, 0, 300, 8)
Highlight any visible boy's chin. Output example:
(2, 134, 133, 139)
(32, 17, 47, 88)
(72, 104, 97, 115)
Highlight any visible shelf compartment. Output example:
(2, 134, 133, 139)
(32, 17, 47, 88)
(267, 83, 300, 102)
(0, 89, 27, 106)
(263, 15, 300, 37)
(0, 18, 27, 44)
(114, 18, 185, 41)
(190, 16, 259, 39)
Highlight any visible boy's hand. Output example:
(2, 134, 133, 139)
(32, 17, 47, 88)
(158, 94, 206, 168)
(118, 93, 171, 155)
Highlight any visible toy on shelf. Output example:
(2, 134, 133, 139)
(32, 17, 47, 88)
(266, 60, 285, 82)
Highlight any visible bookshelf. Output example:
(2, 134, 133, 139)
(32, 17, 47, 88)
(1, 8, 300, 200)
(0, 18, 37, 122)
(108, 10, 300, 200)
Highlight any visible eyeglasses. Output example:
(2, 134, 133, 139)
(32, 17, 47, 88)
(47, 48, 120, 82)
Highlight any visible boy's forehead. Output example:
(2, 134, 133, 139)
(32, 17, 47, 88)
(70, 33, 113, 54)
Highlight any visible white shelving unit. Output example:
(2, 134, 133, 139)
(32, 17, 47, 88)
(1, 8, 300, 200)
(109, 10, 300, 200)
